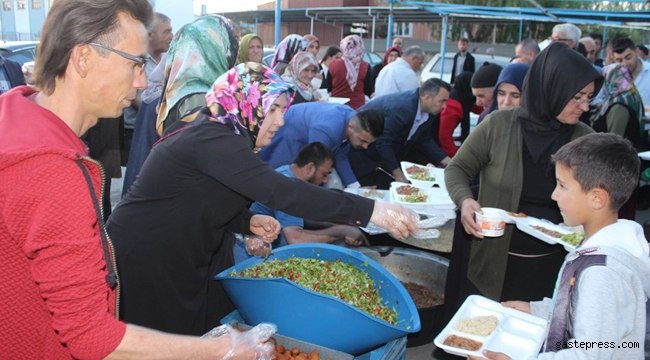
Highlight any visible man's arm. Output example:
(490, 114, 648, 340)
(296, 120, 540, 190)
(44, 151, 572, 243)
(283, 224, 368, 246)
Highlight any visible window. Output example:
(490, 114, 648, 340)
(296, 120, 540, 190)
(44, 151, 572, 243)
(2, 1, 11, 11)
(392, 22, 413, 38)
(32, 0, 41, 9)
(17, 0, 26, 10)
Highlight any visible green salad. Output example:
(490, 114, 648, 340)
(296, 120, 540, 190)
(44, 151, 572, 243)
(410, 172, 435, 182)
(230, 257, 398, 324)
(560, 232, 585, 246)
(401, 192, 428, 203)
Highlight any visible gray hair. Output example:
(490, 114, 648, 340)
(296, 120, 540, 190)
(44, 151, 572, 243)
(402, 45, 425, 59)
(553, 23, 581, 48)
(150, 12, 171, 32)
(518, 38, 540, 54)
(580, 36, 596, 48)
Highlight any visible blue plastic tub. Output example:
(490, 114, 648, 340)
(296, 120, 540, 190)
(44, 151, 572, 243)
(214, 243, 421, 355)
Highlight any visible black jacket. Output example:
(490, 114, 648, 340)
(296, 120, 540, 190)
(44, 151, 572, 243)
(0, 56, 25, 92)
(450, 52, 475, 84)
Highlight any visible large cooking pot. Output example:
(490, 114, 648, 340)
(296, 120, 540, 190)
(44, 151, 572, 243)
(359, 247, 449, 347)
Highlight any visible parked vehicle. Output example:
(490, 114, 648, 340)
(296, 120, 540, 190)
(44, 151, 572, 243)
(420, 52, 511, 84)
(0, 41, 38, 66)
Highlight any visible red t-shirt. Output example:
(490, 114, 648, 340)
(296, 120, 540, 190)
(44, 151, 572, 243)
(329, 59, 369, 110)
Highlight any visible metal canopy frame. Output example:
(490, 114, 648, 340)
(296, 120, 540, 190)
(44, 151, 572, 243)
(217, 1, 649, 73)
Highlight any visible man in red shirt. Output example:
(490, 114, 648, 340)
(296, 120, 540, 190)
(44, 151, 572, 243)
(0, 0, 273, 358)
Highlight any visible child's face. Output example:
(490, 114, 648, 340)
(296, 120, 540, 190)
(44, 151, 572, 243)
(551, 164, 590, 226)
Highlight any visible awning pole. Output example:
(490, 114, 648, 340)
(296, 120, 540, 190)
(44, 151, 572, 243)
(275, 0, 281, 47)
(371, 13, 376, 52)
(439, 15, 449, 81)
(518, 18, 523, 43)
(310, 17, 314, 34)
(387, 0, 395, 49)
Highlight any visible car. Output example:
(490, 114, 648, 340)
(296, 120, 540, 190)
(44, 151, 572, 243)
(420, 52, 512, 84)
(0, 40, 38, 66)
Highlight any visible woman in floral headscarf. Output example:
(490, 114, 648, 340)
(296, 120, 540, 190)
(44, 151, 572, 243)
(593, 64, 646, 150)
(270, 34, 308, 76)
(281, 51, 322, 104)
(155, 15, 238, 136)
(303, 34, 320, 57)
(327, 34, 373, 109)
(107, 62, 418, 336)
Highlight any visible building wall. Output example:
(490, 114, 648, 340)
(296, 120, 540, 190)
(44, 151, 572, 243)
(253, 0, 433, 49)
(28, 0, 46, 39)
(1, 0, 17, 39)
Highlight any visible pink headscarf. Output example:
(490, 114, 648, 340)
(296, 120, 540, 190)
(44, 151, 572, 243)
(340, 35, 365, 91)
(282, 51, 321, 101)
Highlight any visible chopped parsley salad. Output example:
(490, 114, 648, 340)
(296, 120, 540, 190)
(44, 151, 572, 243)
(560, 232, 585, 246)
(405, 165, 435, 182)
(230, 257, 398, 324)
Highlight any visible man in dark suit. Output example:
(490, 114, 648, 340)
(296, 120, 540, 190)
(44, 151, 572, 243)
(0, 55, 26, 94)
(349, 78, 452, 189)
(450, 38, 475, 84)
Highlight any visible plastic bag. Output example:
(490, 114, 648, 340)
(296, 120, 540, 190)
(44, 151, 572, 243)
(202, 323, 276, 359)
(236, 234, 272, 258)
(417, 215, 448, 229)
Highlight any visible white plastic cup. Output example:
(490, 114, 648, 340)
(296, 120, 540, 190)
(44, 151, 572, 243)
(316, 88, 329, 101)
(311, 77, 323, 89)
(475, 207, 506, 237)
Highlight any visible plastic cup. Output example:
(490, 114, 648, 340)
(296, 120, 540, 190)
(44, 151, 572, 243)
(316, 88, 329, 101)
(475, 207, 506, 237)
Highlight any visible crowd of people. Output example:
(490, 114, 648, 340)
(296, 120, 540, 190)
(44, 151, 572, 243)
(1, 1, 649, 358)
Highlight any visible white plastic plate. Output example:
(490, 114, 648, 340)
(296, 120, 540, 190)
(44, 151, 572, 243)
(400, 161, 446, 189)
(328, 97, 350, 105)
(344, 188, 390, 235)
(434, 295, 548, 358)
(639, 150, 650, 161)
(500, 212, 576, 252)
(390, 182, 454, 208)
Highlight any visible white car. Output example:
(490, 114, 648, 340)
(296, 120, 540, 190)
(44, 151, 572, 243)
(420, 52, 512, 84)
(420, 52, 512, 140)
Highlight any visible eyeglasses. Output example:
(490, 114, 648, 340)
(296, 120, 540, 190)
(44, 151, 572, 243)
(572, 95, 595, 105)
(549, 37, 570, 44)
(88, 42, 147, 75)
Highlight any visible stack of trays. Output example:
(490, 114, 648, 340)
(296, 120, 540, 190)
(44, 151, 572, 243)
(434, 295, 548, 358)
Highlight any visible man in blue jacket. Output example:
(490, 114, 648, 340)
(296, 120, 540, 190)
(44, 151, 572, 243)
(259, 102, 383, 188)
(349, 78, 451, 189)
(0, 55, 25, 94)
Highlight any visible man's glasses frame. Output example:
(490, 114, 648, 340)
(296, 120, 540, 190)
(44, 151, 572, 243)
(88, 42, 147, 75)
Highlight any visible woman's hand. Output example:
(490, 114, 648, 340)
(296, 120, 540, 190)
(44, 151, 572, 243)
(369, 201, 419, 240)
(249, 215, 280, 243)
(460, 198, 483, 238)
(501, 301, 531, 314)
(468, 350, 511, 360)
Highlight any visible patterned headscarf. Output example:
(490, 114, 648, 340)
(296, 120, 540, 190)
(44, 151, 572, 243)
(340, 35, 365, 91)
(303, 34, 320, 52)
(236, 34, 264, 64)
(599, 64, 645, 134)
(205, 62, 295, 148)
(382, 46, 402, 66)
(281, 51, 321, 102)
(270, 34, 308, 69)
(156, 15, 238, 134)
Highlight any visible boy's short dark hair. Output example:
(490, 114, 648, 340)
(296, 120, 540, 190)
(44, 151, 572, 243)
(612, 37, 636, 55)
(553, 133, 640, 210)
(292, 142, 335, 169)
(636, 45, 649, 56)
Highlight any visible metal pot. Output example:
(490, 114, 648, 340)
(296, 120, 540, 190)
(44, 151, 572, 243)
(358, 247, 449, 347)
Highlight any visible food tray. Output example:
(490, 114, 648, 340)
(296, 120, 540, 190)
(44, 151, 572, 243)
(434, 295, 547, 359)
(390, 182, 454, 209)
(221, 313, 354, 360)
(344, 188, 391, 235)
(500, 212, 576, 252)
(400, 161, 446, 189)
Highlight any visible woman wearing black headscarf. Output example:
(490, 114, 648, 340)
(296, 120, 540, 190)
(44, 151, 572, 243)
(437, 71, 476, 157)
(444, 43, 603, 306)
